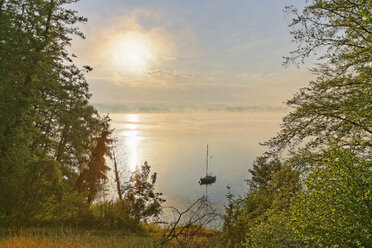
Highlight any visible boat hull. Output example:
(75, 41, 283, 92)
(199, 176, 216, 185)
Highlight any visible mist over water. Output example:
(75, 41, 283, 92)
(110, 109, 286, 204)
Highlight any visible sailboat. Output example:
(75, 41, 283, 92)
(199, 145, 216, 185)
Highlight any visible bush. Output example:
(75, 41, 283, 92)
(90, 200, 140, 231)
(51, 192, 92, 226)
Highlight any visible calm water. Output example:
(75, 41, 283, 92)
(109, 109, 285, 204)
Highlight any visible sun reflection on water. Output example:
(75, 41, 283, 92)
(127, 114, 139, 123)
(120, 114, 143, 171)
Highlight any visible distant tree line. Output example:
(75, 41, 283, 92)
(0, 0, 163, 230)
(217, 1, 371, 247)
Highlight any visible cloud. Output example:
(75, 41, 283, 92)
(236, 69, 314, 88)
(147, 70, 193, 79)
(86, 66, 315, 109)
(237, 73, 279, 81)
(70, 7, 316, 112)
(93, 102, 287, 113)
(71, 8, 180, 76)
(69, 7, 205, 96)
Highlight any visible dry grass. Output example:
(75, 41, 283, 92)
(0, 224, 221, 248)
(0, 227, 175, 248)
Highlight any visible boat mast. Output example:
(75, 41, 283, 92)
(206, 144, 208, 176)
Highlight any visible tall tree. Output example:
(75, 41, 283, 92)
(0, 0, 104, 224)
(263, 0, 372, 160)
(222, 1, 371, 246)
(75, 116, 112, 204)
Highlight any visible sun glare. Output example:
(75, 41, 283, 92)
(113, 32, 157, 74)
(127, 114, 139, 122)
(120, 114, 143, 171)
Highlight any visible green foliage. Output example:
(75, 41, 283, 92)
(222, 163, 301, 247)
(290, 149, 372, 247)
(51, 192, 91, 226)
(22, 160, 63, 224)
(222, 149, 304, 247)
(122, 162, 166, 223)
(0, 0, 111, 226)
(264, 0, 372, 159)
(244, 211, 304, 248)
(242, 149, 371, 248)
(221, 1, 371, 246)
(89, 201, 139, 231)
(284, 0, 372, 67)
(45, 161, 167, 231)
(247, 156, 282, 190)
(221, 185, 241, 246)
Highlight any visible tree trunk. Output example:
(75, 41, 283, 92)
(112, 148, 122, 200)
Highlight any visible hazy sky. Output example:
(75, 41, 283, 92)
(71, 0, 315, 112)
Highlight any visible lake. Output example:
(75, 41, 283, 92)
(109, 109, 286, 204)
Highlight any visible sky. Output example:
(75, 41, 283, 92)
(71, 0, 315, 112)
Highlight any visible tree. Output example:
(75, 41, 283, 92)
(0, 0, 104, 224)
(263, 0, 371, 160)
(243, 148, 371, 247)
(112, 145, 123, 200)
(222, 162, 301, 247)
(247, 156, 282, 190)
(290, 148, 372, 247)
(122, 161, 165, 222)
(283, 0, 371, 68)
(222, 1, 371, 246)
(75, 116, 112, 204)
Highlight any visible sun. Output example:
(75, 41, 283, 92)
(113, 32, 157, 74)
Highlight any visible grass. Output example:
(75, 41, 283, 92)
(0, 227, 176, 248)
(0, 224, 220, 247)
